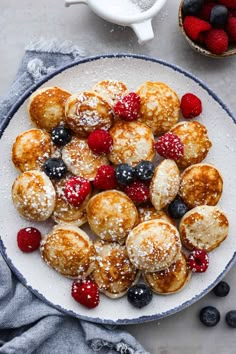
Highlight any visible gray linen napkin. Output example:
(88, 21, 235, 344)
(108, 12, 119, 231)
(0, 39, 149, 354)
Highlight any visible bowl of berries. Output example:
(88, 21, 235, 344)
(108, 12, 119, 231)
(179, 0, 236, 57)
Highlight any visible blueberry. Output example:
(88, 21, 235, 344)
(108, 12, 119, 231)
(43, 158, 67, 179)
(225, 311, 236, 328)
(182, 0, 204, 16)
(51, 126, 72, 146)
(168, 198, 188, 219)
(210, 5, 229, 28)
(213, 281, 230, 297)
(127, 284, 153, 308)
(199, 306, 221, 327)
(115, 163, 134, 185)
(134, 160, 155, 182)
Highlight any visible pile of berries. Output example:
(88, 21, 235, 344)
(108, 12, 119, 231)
(181, 0, 236, 54)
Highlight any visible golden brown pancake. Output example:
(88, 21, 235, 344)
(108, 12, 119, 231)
(92, 80, 128, 107)
(138, 204, 175, 226)
(179, 205, 229, 252)
(28, 87, 71, 131)
(179, 163, 223, 209)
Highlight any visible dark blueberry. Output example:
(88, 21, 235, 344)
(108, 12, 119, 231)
(182, 0, 204, 16)
(115, 163, 134, 185)
(127, 284, 153, 308)
(210, 5, 229, 28)
(199, 306, 220, 327)
(168, 198, 188, 219)
(213, 281, 230, 297)
(43, 158, 67, 179)
(51, 126, 72, 146)
(134, 160, 155, 182)
(225, 311, 236, 328)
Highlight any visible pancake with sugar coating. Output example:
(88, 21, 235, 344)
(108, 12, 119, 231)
(12, 170, 56, 221)
(90, 240, 140, 298)
(149, 159, 180, 211)
(179, 205, 229, 252)
(126, 219, 181, 272)
(28, 87, 71, 131)
(86, 190, 139, 243)
(40, 224, 95, 278)
(136, 81, 180, 136)
(108, 121, 155, 167)
(65, 91, 114, 137)
(52, 175, 90, 226)
(12, 129, 52, 172)
(62, 136, 109, 180)
(179, 163, 223, 209)
(170, 121, 212, 169)
(92, 80, 128, 106)
(143, 252, 191, 295)
(138, 204, 175, 225)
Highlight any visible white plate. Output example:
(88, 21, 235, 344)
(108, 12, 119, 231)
(0, 54, 236, 325)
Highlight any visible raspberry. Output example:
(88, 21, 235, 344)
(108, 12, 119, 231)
(114, 92, 141, 121)
(218, 0, 236, 10)
(87, 129, 113, 155)
(205, 28, 229, 54)
(93, 165, 117, 190)
(17, 227, 41, 253)
(65, 176, 91, 207)
(180, 93, 202, 119)
(183, 16, 212, 41)
(124, 180, 149, 204)
(71, 279, 100, 309)
(226, 17, 236, 41)
(155, 133, 184, 160)
(188, 249, 209, 273)
(199, 2, 215, 21)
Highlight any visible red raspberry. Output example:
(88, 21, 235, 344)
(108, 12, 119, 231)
(199, 2, 215, 21)
(65, 176, 91, 207)
(93, 165, 117, 190)
(183, 16, 212, 41)
(17, 227, 41, 253)
(71, 279, 100, 309)
(218, 0, 236, 10)
(205, 28, 229, 54)
(155, 133, 184, 160)
(188, 249, 209, 273)
(87, 129, 113, 155)
(180, 93, 202, 119)
(124, 180, 149, 204)
(226, 17, 236, 41)
(114, 92, 141, 121)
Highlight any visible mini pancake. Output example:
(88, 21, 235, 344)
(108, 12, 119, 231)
(149, 159, 180, 211)
(65, 91, 114, 137)
(12, 170, 56, 221)
(136, 81, 180, 136)
(92, 80, 128, 106)
(86, 190, 139, 243)
(61, 136, 109, 180)
(179, 163, 223, 209)
(179, 205, 229, 252)
(40, 224, 95, 278)
(108, 121, 155, 167)
(170, 121, 212, 169)
(90, 240, 140, 298)
(126, 219, 181, 272)
(12, 128, 52, 172)
(138, 204, 175, 226)
(52, 175, 90, 226)
(143, 252, 191, 295)
(28, 86, 71, 131)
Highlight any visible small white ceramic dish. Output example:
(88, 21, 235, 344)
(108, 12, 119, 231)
(65, 0, 167, 43)
(0, 54, 236, 325)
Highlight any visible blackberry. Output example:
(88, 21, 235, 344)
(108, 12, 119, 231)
(127, 284, 153, 308)
(213, 281, 230, 297)
(115, 163, 134, 185)
(43, 158, 67, 179)
(134, 160, 155, 182)
(51, 126, 72, 146)
(199, 306, 220, 327)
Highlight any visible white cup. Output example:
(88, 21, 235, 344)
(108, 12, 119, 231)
(65, 0, 167, 43)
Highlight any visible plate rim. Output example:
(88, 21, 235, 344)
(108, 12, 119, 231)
(1, 53, 236, 325)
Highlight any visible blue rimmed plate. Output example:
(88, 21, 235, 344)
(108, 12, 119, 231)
(0, 54, 236, 325)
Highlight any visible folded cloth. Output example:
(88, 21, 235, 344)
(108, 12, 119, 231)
(0, 39, 149, 354)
